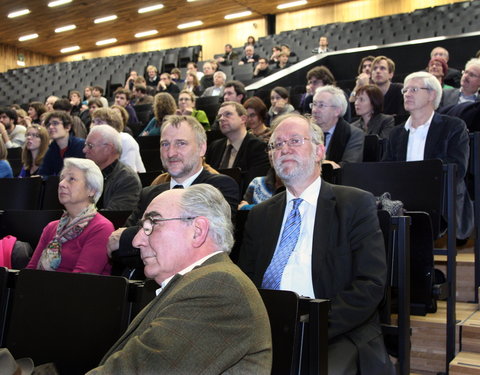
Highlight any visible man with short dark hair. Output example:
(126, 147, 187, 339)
(114, 88, 139, 127)
(312, 36, 330, 54)
(223, 80, 247, 104)
(87, 185, 272, 375)
(302, 66, 336, 114)
(84, 125, 141, 211)
(371, 55, 405, 115)
(38, 111, 85, 176)
(157, 73, 180, 95)
(216, 43, 239, 65)
(253, 58, 272, 78)
(132, 85, 153, 105)
(0, 107, 26, 148)
(92, 86, 109, 108)
(53, 99, 88, 139)
(107, 115, 239, 278)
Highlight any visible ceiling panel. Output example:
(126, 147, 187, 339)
(0, 0, 336, 57)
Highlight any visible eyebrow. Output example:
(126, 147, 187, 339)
(144, 210, 163, 219)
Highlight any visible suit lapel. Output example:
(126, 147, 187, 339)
(424, 113, 443, 159)
(232, 133, 249, 168)
(311, 182, 336, 290)
(395, 126, 409, 161)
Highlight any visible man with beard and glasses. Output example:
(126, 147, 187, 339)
(107, 115, 240, 278)
(239, 113, 394, 375)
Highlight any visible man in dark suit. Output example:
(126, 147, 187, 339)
(88, 185, 272, 374)
(108, 115, 240, 277)
(238, 45, 259, 65)
(205, 101, 270, 192)
(216, 43, 239, 65)
(311, 85, 364, 169)
(239, 113, 393, 375)
(440, 58, 480, 107)
(384, 71, 473, 241)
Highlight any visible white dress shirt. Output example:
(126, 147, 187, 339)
(169, 167, 203, 189)
(404, 112, 434, 162)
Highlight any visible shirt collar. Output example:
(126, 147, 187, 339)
(403, 111, 434, 133)
(286, 176, 322, 205)
(226, 132, 246, 152)
(102, 159, 118, 179)
(170, 166, 203, 189)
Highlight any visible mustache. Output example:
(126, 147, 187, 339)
(165, 157, 183, 162)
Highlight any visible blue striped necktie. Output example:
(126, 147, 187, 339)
(262, 198, 303, 289)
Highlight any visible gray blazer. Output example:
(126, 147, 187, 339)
(350, 113, 395, 139)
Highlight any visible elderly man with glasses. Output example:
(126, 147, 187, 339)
(239, 113, 394, 375)
(310, 85, 364, 169)
(88, 184, 272, 374)
(441, 58, 480, 107)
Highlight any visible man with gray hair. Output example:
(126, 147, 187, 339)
(240, 113, 393, 375)
(311, 85, 364, 168)
(83, 125, 141, 211)
(441, 58, 480, 107)
(201, 71, 226, 97)
(384, 71, 473, 240)
(87, 185, 272, 374)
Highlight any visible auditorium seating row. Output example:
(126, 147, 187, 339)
(1, 0, 479, 106)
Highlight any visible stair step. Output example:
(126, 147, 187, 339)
(450, 352, 480, 374)
(460, 310, 480, 353)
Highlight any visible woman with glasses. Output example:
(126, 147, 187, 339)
(427, 58, 454, 90)
(243, 97, 272, 142)
(267, 86, 295, 125)
(18, 124, 49, 177)
(37, 111, 85, 177)
(27, 158, 114, 275)
(176, 90, 210, 130)
(351, 85, 394, 139)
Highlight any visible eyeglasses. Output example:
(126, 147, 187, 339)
(92, 118, 107, 125)
(462, 70, 480, 79)
(139, 216, 198, 236)
(46, 120, 63, 127)
(268, 136, 311, 151)
(401, 87, 431, 94)
(309, 101, 336, 110)
(216, 111, 235, 120)
(26, 132, 41, 138)
(84, 142, 109, 150)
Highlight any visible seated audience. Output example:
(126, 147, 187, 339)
(351, 84, 394, 139)
(53, 99, 88, 139)
(176, 90, 210, 130)
(253, 58, 272, 79)
(82, 98, 104, 130)
(301, 65, 336, 114)
(239, 113, 394, 375)
(38, 111, 85, 176)
(87, 185, 271, 374)
(124, 70, 138, 91)
(238, 162, 283, 209)
(84, 125, 141, 211)
(140, 93, 177, 136)
(183, 72, 202, 97)
(91, 87, 109, 108)
(187, 61, 204, 81)
(157, 73, 180, 95)
(269, 45, 282, 64)
(244, 97, 272, 142)
(274, 52, 291, 70)
(170, 68, 184, 85)
(82, 86, 93, 107)
(110, 105, 133, 135)
(14, 108, 29, 127)
(370, 55, 405, 115)
(91, 108, 145, 173)
(114, 88, 139, 128)
(19, 124, 49, 177)
(267, 87, 295, 125)
(349, 55, 375, 103)
(311, 85, 364, 168)
(27, 102, 47, 125)
(427, 58, 454, 90)
(245, 35, 256, 47)
(27, 158, 114, 274)
(312, 35, 330, 54)
(201, 71, 226, 97)
(223, 80, 247, 104)
(69, 90, 83, 117)
(430, 46, 461, 88)
(145, 65, 159, 89)
(238, 45, 259, 65)
(0, 107, 26, 148)
(384, 71, 473, 241)
(199, 61, 215, 93)
(0, 139, 13, 178)
(132, 84, 154, 106)
(441, 58, 480, 107)
(216, 43, 239, 65)
(45, 96, 59, 112)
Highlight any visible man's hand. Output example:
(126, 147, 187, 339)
(322, 160, 341, 169)
(107, 227, 127, 258)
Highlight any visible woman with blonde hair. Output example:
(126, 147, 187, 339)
(183, 72, 202, 97)
(19, 124, 49, 177)
(0, 139, 13, 178)
(140, 93, 177, 136)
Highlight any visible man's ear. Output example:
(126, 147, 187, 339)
(192, 217, 209, 247)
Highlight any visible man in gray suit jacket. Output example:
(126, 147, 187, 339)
(311, 85, 364, 169)
(240, 113, 393, 375)
(441, 58, 480, 107)
(88, 185, 272, 374)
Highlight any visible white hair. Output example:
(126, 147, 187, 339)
(62, 158, 104, 204)
(404, 71, 442, 109)
(314, 85, 348, 117)
(88, 124, 122, 155)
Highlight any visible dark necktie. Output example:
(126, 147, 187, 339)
(323, 131, 330, 146)
(262, 198, 303, 289)
(219, 144, 233, 169)
(172, 185, 184, 189)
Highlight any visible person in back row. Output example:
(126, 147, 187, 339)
(38, 111, 85, 176)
